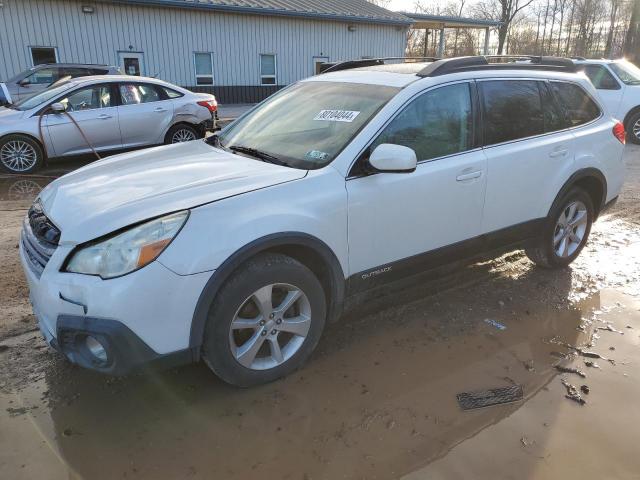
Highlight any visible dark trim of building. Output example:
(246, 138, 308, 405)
(187, 85, 284, 104)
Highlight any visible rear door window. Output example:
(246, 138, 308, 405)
(118, 83, 163, 105)
(480, 80, 544, 146)
(549, 82, 601, 127)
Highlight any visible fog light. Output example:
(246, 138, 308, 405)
(85, 335, 107, 363)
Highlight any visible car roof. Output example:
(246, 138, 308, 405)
(62, 75, 190, 92)
(307, 62, 589, 88)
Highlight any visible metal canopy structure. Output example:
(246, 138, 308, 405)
(399, 12, 502, 57)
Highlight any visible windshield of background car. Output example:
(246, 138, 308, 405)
(609, 61, 640, 85)
(217, 81, 400, 169)
(13, 82, 74, 111)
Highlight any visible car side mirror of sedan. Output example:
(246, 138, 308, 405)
(50, 102, 67, 114)
(368, 143, 417, 173)
(18, 78, 30, 87)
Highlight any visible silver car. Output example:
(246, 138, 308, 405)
(1, 63, 122, 104)
(0, 75, 218, 173)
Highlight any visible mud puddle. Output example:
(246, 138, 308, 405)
(0, 267, 624, 480)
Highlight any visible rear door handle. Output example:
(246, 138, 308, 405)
(154, 107, 168, 113)
(549, 148, 568, 158)
(456, 170, 482, 182)
(97, 114, 112, 120)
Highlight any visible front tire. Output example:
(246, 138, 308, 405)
(626, 111, 640, 145)
(525, 188, 594, 268)
(0, 134, 44, 174)
(202, 253, 327, 387)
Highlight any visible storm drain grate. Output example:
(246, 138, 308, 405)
(456, 385, 524, 410)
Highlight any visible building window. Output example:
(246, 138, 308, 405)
(30, 47, 58, 66)
(194, 52, 214, 86)
(260, 54, 277, 85)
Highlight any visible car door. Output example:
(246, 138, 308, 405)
(581, 64, 624, 118)
(45, 83, 122, 156)
(346, 82, 487, 287)
(479, 79, 575, 236)
(16, 67, 61, 102)
(116, 82, 174, 147)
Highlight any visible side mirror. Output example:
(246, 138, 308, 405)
(369, 143, 417, 173)
(50, 102, 66, 114)
(18, 78, 30, 87)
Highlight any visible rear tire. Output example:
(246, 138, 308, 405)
(0, 134, 44, 174)
(525, 188, 594, 268)
(626, 111, 640, 145)
(202, 253, 327, 387)
(165, 124, 200, 144)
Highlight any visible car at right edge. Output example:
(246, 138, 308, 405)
(574, 58, 640, 144)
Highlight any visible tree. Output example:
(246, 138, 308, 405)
(474, 0, 536, 54)
(624, 0, 640, 62)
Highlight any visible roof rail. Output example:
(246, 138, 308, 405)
(417, 55, 577, 77)
(320, 57, 440, 74)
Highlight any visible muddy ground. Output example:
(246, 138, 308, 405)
(1, 146, 639, 480)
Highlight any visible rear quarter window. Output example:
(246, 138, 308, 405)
(549, 82, 601, 127)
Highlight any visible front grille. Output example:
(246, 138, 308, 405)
(21, 202, 59, 278)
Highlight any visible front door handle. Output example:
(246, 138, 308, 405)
(456, 170, 482, 182)
(97, 114, 113, 120)
(549, 148, 569, 158)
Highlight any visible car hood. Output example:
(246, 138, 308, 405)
(39, 140, 307, 244)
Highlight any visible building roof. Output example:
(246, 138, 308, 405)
(101, 0, 413, 25)
(400, 12, 502, 29)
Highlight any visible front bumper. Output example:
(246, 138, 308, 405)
(19, 238, 212, 375)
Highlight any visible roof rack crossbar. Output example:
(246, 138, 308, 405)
(417, 55, 576, 77)
(320, 57, 440, 74)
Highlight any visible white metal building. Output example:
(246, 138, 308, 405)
(0, 0, 412, 103)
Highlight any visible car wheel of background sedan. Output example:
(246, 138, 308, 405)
(0, 134, 44, 174)
(525, 187, 594, 269)
(627, 111, 640, 145)
(201, 252, 327, 387)
(166, 124, 199, 144)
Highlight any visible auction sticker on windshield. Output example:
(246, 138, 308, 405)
(314, 110, 360, 122)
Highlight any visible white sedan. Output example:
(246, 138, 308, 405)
(0, 75, 218, 173)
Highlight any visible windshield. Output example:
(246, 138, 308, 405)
(217, 81, 400, 169)
(609, 61, 640, 85)
(12, 81, 74, 111)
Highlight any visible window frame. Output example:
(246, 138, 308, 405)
(347, 80, 480, 178)
(29, 46, 59, 66)
(35, 82, 119, 116)
(259, 54, 277, 86)
(193, 52, 214, 86)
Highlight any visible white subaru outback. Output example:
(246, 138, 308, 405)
(20, 56, 626, 386)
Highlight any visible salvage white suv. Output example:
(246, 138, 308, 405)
(20, 56, 626, 386)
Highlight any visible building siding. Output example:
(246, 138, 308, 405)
(0, 0, 408, 102)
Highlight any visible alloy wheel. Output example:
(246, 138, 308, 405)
(633, 118, 640, 141)
(171, 129, 196, 143)
(229, 283, 312, 370)
(553, 200, 588, 258)
(0, 140, 37, 172)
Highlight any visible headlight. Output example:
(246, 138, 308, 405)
(65, 211, 188, 279)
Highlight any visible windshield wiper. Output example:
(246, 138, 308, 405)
(229, 145, 286, 165)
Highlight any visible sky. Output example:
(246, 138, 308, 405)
(387, 0, 420, 13)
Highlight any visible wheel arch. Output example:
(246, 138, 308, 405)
(189, 232, 346, 352)
(164, 121, 204, 143)
(550, 168, 607, 219)
(623, 105, 640, 127)
(0, 131, 46, 156)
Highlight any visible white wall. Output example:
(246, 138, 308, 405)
(0, 0, 408, 87)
